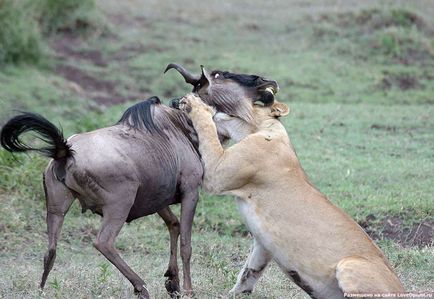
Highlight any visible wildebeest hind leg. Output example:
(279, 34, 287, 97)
(179, 188, 199, 296)
(40, 170, 75, 289)
(94, 197, 149, 299)
(158, 207, 181, 297)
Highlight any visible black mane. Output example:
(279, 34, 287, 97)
(213, 70, 261, 87)
(117, 96, 198, 148)
(117, 96, 161, 132)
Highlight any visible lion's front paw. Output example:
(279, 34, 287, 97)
(179, 93, 214, 115)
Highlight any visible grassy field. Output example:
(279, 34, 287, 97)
(0, 0, 433, 298)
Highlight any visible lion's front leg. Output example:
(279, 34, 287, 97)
(180, 93, 256, 194)
(179, 94, 224, 190)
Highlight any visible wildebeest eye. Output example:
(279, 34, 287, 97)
(214, 73, 220, 79)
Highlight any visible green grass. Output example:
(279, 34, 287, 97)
(0, 0, 44, 64)
(37, 0, 101, 34)
(0, 0, 101, 65)
(0, 0, 433, 298)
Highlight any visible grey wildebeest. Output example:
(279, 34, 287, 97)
(1, 96, 201, 299)
(0, 63, 280, 298)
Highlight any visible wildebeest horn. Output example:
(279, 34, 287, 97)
(164, 63, 201, 85)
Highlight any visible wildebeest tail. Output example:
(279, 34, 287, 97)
(0, 112, 72, 159)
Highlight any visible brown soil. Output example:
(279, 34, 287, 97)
(51, 33, 108, 66)
(50, 33, 145, 105)
(381, 72, 421, 91)
(370, 124, 397, 132)
(245, 23, 260, 31)
(56, 64, 114, 93)
(111, 43, 166, 61)
(359, 215, 434, 247)
(53, 44, 107, 67)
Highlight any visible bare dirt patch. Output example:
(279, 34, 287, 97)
(380, 72, 421, 91)
(359, 215, 434, 247)
(50, 33, 145, 105)
(55, 64, 140, 105)
(245, 23, 260, 31)
(111, 43, 166, 61)
(56, 64, 114, 93)
(51, 34, 107, 67)
(370, 124, 397, 132)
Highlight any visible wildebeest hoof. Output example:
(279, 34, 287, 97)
(134, 286, 150, 299)
(183, 290, 195, 298)
(165, 278, 181, 298)
(242, 290, 252, 295)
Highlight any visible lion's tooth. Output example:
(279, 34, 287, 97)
(265, 87, 275, 95)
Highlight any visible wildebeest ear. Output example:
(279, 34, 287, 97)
(270, 101, 290, 117)
(196, 65, 213, 94)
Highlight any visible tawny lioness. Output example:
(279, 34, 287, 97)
(178, 91, 404, 299)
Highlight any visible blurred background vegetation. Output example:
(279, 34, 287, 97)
(0, 0, 433, 298)
(0, 0, 101, 64)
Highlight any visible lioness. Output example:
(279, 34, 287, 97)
(178, 92, 404, 299)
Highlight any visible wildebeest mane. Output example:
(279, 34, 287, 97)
(118, 96, 161, 132)
(118, 96, 198, 148)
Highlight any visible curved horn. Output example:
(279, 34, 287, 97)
(164, 63, 201, 85)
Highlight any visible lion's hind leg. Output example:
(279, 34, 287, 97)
(336, 256, 404, 299)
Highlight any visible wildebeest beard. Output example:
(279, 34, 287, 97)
(200, 71, 275, 122)
(202, 86, 254, 123)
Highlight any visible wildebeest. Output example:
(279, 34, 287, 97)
(1, 97, 201, 299)
(0, 63, 279, 298)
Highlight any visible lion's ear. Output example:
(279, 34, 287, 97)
(270, 102, 290, 118)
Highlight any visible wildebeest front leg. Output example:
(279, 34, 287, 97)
(158, 207, 181, 297)
(40, 170, 75, 289)
(94, 201, 149, 299)
(230, 238, 272, 295)
(179, 189, 199, 296)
